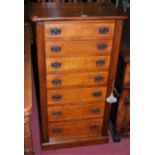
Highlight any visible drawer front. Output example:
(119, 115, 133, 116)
(48, 103, 105, 122)
(48, 118, 103, 138)
(45, 40, 113, 57)
(46, 71, 109, 89)
(47, 87, 107, 105)
(45, 22, 114, 39)
(46, 56, 111, 73)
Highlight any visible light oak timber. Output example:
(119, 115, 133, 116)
(27, 2, 127, 149)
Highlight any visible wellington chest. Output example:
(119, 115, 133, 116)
(27, 2, 127, 149)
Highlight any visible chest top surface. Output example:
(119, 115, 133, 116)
(26, 2, 127, 22)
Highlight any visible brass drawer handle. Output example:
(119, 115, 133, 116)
(121, 121, 127, 129)
(96, 60, 105, 66)
(91, 108, 101, 114)
(51, 62, 61, 69)
(52, 111, 62, 117)
(51, 46, 61, 53)
(97, 44, 107, 50)
(50, 28, 61, 35)
(52, 79, 61, 85)
(98, 27, 109, 34)
(95, 76, 104, 82)
(125, 96, 130, 105)
(52, 128, 62, 133)
(92, 91, 102, 97)
(52, 95, 61, 101)
(89, 125, 98, 130)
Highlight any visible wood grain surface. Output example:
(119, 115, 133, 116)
(48, 103, 105, 122)
(46, 56, 111, 73)
(46, 71, 109, 89)
(45, 39, 113, 57)
(47, 86, 107, 105)
(48, 118, 103, 138)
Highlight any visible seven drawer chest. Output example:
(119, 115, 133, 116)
(27, 2, 127, 149)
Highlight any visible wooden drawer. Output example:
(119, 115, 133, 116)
(46, 56, 111, 73)
(48, 118, 103, 138)
(47, 87, 107, 105)
(45, 39, 113, 57)
(48, 103, 105, 122)
(46, 71, 109, 89)
(44, 22, 114, 39)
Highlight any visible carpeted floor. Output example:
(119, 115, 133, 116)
(31, 83, 130, 155)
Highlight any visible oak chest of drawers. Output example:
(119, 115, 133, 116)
(27, 2, 127, 149)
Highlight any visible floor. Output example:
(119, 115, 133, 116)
(31, 83, 130, 155)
